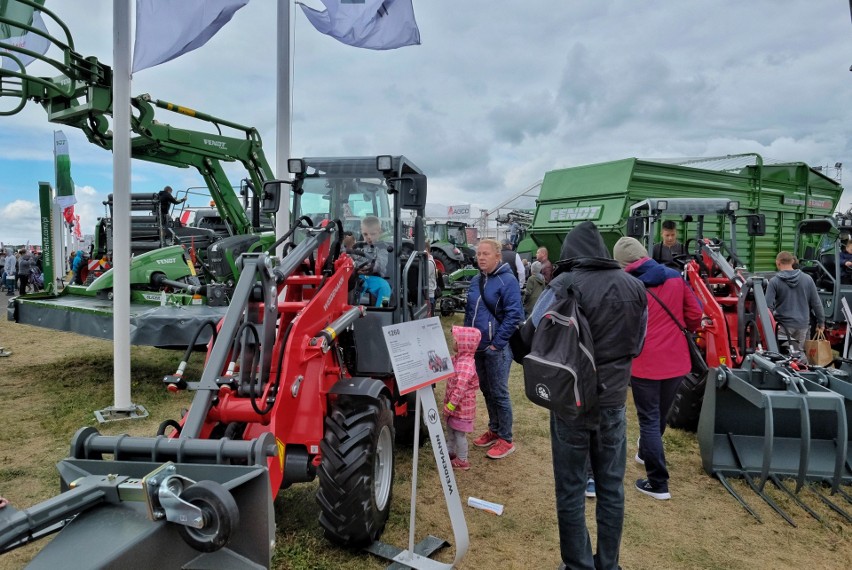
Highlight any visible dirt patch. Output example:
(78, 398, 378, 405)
(0, 314, 850, 569)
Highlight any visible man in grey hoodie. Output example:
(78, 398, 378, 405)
(764, 251, 825, 352)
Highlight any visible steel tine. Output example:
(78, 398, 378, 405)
(741, 471, 796, 527)
(727, 432, 795, 526)
(717, 472, 762, 523)
(806, 485, 852, 523)
(828, 483, 852, 505)
(769, 475, 826, 526)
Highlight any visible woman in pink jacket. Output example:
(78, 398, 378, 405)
(613, 237, 702, 501)
(443, 326, 482, 471)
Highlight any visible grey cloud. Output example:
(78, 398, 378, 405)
(487, 92, 559, 145)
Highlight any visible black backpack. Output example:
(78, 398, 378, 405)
(522, 288, 599, 427)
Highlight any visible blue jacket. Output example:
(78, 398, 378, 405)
(464, 262, 524, 351)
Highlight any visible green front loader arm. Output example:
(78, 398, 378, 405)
(0, 0, 275, 236)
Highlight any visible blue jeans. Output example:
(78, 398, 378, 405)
(474, 345, 513, 442)
(631, 376, 682, 488)
(551, 406, 627, 570)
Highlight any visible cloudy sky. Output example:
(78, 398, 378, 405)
(1, 0, 850, 245)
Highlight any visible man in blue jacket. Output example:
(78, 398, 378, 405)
(464, 238, 524, 460)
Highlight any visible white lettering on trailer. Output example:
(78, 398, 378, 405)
(549, 205, 602, 221)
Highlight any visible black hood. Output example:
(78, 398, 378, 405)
(555, 221, 620, 274)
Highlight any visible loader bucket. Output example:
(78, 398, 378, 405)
(698, 356, 851, 494)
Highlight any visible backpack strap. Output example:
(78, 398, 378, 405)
(478, 269, 502, 318)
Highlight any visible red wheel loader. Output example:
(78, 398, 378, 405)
(0, 156, 431, 568)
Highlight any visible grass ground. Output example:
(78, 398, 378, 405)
(0, 314, 850, 569)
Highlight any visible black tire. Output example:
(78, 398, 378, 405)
(317, 394, 395, 547)
(436, 296, 456, 317)
(432, 250, 459, 275)
(393, 392, 428, 448)
(177, 480, 240, 552)
(666, 371, 708, 432)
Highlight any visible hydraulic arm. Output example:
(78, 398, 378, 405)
(0, 0, 274, 236)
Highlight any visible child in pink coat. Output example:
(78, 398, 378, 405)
(443, 325, 481, 470)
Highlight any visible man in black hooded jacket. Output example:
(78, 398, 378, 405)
(530, 221, 647, 570)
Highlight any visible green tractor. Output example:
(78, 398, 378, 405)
(426, 220, 475, 274)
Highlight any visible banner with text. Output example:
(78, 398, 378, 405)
(447, 204, 470, 220)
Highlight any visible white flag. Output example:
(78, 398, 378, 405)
(132, 0, 249, 73)
(0, 1, 50, 70)
(299, 0, 420, 50)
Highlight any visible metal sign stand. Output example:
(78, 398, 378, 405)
(366, 386, 469, 569)
(369, 317, 471, 568)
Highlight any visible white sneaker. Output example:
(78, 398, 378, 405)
(635, 437, 644, 465)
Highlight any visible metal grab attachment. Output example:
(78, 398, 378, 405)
(0, 452, 273, 568)
(698, 356, 852, 525)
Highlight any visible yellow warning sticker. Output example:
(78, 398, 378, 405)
(276, 438, 286, 472)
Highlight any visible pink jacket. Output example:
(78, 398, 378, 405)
(625, 257, 703, 380)
(445, 326, 481, 422)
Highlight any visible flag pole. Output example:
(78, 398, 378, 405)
(97, 0, 146, 423)
(276, 0, 292, 253)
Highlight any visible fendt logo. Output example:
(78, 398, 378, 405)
(203, 139, 227, 150)
(155, 259, 177, 265)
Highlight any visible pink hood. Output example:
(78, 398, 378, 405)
(452, 326, 481, 356)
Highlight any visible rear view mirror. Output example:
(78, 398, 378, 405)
(261, 180, 284, 214)
(398, 174, 427, 209)
(746, 214, 766, 236)
(626, 216, 644, 238)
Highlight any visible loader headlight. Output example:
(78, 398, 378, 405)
(288, 159, 305, 174)
(376, 155, 393, 172)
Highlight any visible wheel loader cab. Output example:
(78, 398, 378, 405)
(793, 218, 852, 323)
(288, 156, 429, 376)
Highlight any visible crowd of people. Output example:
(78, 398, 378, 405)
(443, 220, 825, 570)
(2, 247, 43, 296)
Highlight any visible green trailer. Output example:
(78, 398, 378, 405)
(519, 155, 844, 272)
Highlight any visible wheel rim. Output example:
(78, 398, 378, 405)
(373, 425, 393, 512)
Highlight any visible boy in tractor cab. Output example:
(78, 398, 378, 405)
(354, 215, 392, 307)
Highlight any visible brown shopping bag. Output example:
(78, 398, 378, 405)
(804, 331, 832, 366)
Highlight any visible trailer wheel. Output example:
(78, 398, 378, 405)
(177, 480, 240, 552)
(317, 394, 395, 547)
